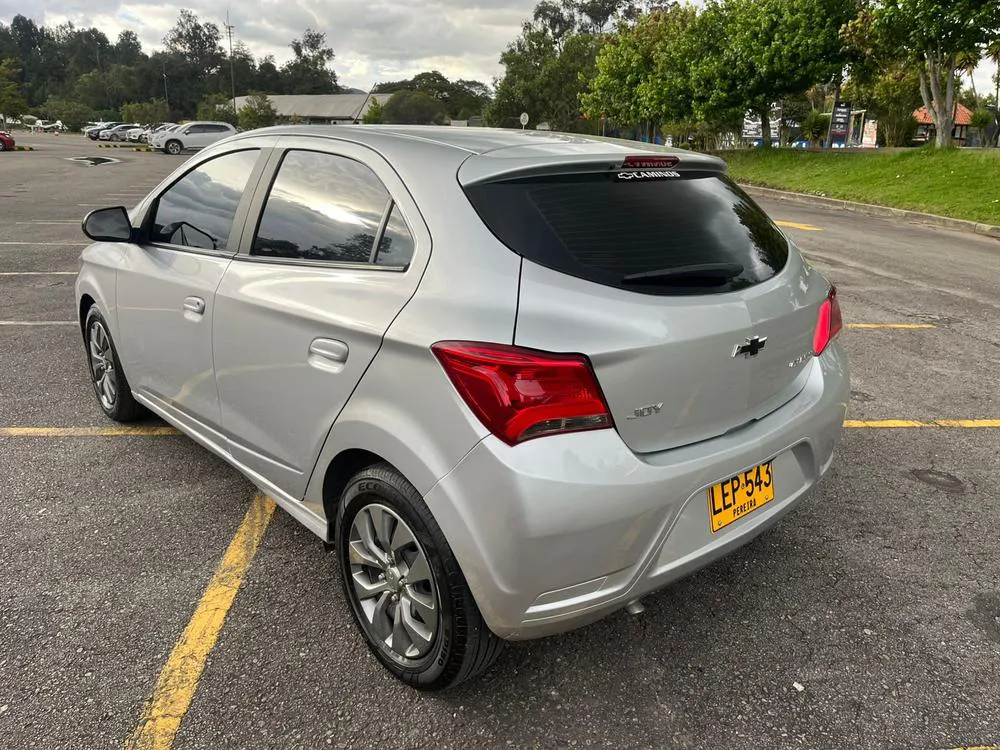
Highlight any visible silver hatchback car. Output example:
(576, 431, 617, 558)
(75, 126, 848, 690)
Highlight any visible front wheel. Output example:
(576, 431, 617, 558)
(84, 307, 144, 422)
(110, 133, 120, 142)
(165, 140, 182, 155)
(337, 464, 503, 690)
(0, 141, 5, 152)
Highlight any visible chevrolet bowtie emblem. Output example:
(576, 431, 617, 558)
(732, 335, 767, 358)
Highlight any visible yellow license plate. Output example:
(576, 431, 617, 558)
(707, 461, 775, 533)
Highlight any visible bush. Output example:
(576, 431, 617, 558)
(238, 92, 278, 130)
(382, 91, 447, 125)
(800, 109, 831, 147)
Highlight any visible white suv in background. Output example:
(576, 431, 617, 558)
(151, 121, 236, 155)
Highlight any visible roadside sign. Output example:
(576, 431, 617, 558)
(519, 112, 529, 128)
(830, 101, 851, 146)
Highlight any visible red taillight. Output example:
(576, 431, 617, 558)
(431, 342, 613, 446)
(813, 286, 843, 355)
(622, 155, 679, 169)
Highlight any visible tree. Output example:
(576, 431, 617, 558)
(372, 71, 491, 118)
(846, 0, 1000, 147)
(163, 10, 223, 75)
(582, 5, 698, 133)
(382, 90, 447, 124)
(971, 108, 992, 146)
(956, 49, 980, 107)
(238, 92, 278, 130)
(281, 29, 338, 94)
(800, 109, 831, 147)
(0, 58, 28, 121)
(121, 99, 169, 124)
(362, 97, 385, 124)
(988, 38, 1000, 145)
(843, 62, 922, 146)
(196, 93, 236, 124)
(43, 97, 92, 130)
(488, 19, 602, 131)
(691, 0, 857, 147)
(256, 55, 282, 93)
(114, 30, 145, 66)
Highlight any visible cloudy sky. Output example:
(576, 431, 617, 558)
(1, 0, 538, 89)
(2, 0, 998, 94)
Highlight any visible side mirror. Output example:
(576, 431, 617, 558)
(82, 206, 132, 242)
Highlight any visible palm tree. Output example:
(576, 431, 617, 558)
(956, 49, 980, 106)
(988, 39, 1000, 146)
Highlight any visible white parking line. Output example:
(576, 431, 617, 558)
(0, 272, 75, 276)
(0, 321, 76, 326)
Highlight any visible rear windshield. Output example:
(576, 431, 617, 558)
(462, 171, 789, 295)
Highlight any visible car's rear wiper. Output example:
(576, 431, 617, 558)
(621, 263, 744, 285)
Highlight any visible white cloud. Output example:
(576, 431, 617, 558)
(2, 0, 535, 88)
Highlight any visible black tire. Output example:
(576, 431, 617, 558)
(83, 307, 145, 422)
(165, 140, 182, 156)
(110, 133, 120, 142)
(336, 463, 504, 690)
(0, 141, 6, 152)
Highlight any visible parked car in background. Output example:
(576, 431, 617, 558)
(140, 123, 175, 143)
(100, 123, 140, 142)
(150, 121, 236, 154)
(75, 126, 849, 690)
(126, 126, 145, 143)
(88, 123, 117, 139)
(86, 123, 118, 140)
(0, 130, 14, 151)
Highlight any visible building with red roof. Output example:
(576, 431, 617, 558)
(912, 102, 973, 145)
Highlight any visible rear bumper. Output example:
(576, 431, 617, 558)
(424, 342, 849, 640)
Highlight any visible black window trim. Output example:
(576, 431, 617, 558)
(139, 146, 265, 258)
(239, 147, 413, 272)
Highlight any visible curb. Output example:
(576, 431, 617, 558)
(11, 145, 34, 151)
(98, 143, 142, 149)
(740, 184, 1000, 240)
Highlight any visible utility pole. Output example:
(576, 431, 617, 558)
(225, 11, 237, 119)
(162, 60, 169, 112)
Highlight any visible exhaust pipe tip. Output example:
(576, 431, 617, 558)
(624, 598, 645, 616)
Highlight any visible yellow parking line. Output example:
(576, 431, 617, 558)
(844, 420, 1000, 428)
(0, 426, 181, 436)
(775, 220, 823, 231)
(846, 323, 937, 329)
(125, 493, 276, 750)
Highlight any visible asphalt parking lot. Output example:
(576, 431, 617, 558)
(2, 131, 999, 750)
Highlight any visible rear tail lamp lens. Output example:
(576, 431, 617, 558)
(813, 286, 843, 355)
(431, 342, 613, 446)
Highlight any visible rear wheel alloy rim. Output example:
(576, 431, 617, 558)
(88, 322, 118, 410)
(347, 503, 439, 661)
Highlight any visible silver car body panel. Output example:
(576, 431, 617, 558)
(424, 342, 848, 639)
(76, 125, 849, 640)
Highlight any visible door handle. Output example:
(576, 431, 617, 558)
(309, 338, 349, 364)
(183, 296, 206, 315)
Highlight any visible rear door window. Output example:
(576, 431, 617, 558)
(251, 150, 394, 264)
(463, 171, 789, 295)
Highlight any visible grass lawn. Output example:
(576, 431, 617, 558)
(719, 147, 1000, 226)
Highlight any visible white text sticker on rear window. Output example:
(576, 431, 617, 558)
(615, 170, 681, 181)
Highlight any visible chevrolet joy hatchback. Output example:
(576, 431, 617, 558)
(75, 126, 849, 690)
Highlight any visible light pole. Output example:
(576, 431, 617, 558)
(225, 11, 237, 118)
(162, 60, 170, 112)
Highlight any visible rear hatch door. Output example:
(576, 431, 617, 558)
(460, 152, 828, 453)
